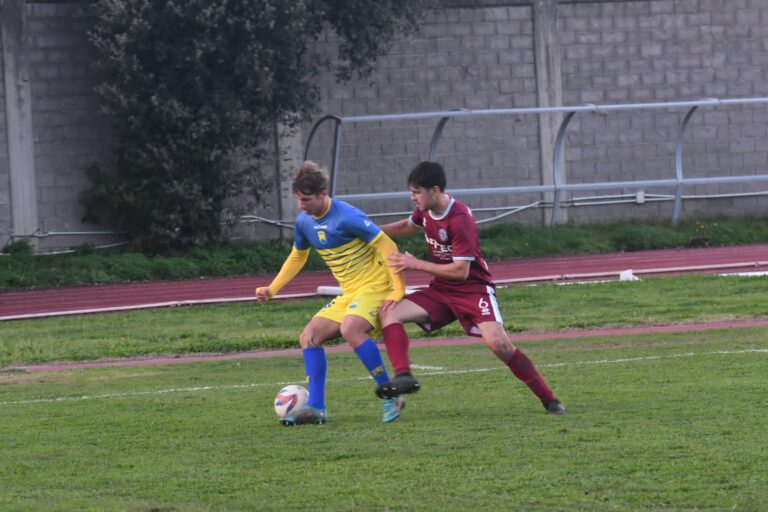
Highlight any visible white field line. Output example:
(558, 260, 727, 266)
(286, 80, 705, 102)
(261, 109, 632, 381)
(2, 348, 766, 407)
(411, 364, 446, 370)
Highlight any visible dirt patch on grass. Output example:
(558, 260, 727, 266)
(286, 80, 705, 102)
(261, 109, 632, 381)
(0, 370, 76, 386)
(4, 319, 768, 374)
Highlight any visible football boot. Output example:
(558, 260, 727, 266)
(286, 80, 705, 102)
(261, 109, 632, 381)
(280, 405, 328, 426)
(375, 372, 420, 399)
(544, 399, 566, 415)
(382, 396, 405, 423)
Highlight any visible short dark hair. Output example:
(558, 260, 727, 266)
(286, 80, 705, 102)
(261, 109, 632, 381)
(292, 161, 328, 195)
(407, 161, 446, 191)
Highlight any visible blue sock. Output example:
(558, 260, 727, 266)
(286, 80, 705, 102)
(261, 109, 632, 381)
(354, 338, 391, 386)
(303, 347, 327, 409)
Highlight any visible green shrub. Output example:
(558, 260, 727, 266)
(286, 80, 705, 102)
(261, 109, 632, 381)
(2, 240, 33, 257)
(150, 257, 201, 281)
(610, 224, 689, 252)
(73, 244, 97, 256)
(185, 248, 229, 277)
(84, 0, 428, 251)
(106, 253, 154, 282)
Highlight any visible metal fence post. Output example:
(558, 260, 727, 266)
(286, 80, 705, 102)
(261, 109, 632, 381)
(551, 110, 578, 224)
(303, 115, 343, 197)
(429, 116, 453, 161)
(673, 106, 700, 224)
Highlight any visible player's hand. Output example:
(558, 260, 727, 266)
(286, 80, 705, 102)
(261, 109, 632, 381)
(388, 251, 420, 273)
(255, 286, 273, 303)
(379, 299, 399, 312)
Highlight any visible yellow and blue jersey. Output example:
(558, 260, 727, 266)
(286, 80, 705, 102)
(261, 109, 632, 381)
(294, 199, 391, 294)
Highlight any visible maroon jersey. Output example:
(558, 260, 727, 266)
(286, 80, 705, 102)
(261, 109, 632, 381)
(409, 196, 494, 293)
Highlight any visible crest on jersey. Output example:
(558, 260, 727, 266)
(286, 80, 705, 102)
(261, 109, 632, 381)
(317, 230, 327, 242)
(438, 228, 448, 242)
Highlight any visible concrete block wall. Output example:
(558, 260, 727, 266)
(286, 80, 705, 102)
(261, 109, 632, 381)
(3, 0, 768, 249)
(306, 0, 768, 226)
(25, 2, 117, 250)
(557, 0, 768, 222)
(306, 4, 545, 223)
(0, 47, 9, 243)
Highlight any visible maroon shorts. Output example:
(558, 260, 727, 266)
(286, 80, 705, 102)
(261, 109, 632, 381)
(405, 285, 504, 337)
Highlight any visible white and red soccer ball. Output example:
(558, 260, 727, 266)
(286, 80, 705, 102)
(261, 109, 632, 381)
(274, 385, 309, 418)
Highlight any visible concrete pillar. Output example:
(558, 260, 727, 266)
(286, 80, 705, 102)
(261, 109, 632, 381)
(1, 0, 38, 247)
(533, 0, 565, 224)
(274, 122, 303, 239)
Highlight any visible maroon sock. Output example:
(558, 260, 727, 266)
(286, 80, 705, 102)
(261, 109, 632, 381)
(382, 323, 411, 375)
(506, 348, 556, 404)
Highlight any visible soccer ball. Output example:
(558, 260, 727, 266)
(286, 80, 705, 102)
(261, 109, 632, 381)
(274, 384, 309, 418)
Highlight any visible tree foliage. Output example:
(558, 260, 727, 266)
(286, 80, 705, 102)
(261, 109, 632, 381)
(83, 0, 428, 251)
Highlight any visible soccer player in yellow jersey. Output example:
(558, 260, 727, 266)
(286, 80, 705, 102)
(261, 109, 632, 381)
(256, 161, 406, 425)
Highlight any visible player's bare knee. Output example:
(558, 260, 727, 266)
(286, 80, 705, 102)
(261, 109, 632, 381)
(485, 336, 515, 360)
(338, 323, 364, 345)
(299, 329, 319, 349)
(383, 306, 414, 327)
(338, 322, 352, 341)
(485, 337, 505, 354)
(379, 308, 396, 326)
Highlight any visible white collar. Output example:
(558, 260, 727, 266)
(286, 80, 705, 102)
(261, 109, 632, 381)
(428, 195, 454, 221)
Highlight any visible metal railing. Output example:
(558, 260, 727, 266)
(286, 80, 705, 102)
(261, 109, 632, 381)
(303, 97, 768, 224)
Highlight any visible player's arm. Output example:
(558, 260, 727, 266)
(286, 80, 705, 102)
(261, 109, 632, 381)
(255, 246, 310, 302)
(371, 232, 406, 302)
(380, 218, 420, 238)
(389, 252, 470, 281)
(389, 210, 475, 281)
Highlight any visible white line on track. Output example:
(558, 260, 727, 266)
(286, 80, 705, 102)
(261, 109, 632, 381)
(2, 348, 766, 407)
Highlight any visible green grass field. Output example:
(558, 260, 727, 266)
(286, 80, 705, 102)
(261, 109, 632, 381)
(2, 328, 767, 511)
(2, 274, 768, 367)
(2, 274, 768, 510)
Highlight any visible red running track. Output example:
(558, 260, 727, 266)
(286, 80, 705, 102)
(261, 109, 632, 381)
(1, 244, 767, 321)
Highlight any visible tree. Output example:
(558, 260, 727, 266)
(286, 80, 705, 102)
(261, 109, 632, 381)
(83, 0, 429, 251)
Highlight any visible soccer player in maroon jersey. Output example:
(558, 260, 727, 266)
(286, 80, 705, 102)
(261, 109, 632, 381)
(376, 161, 566, 414)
